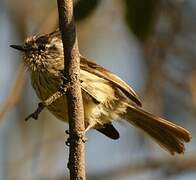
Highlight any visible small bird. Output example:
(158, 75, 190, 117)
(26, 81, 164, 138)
(11, 30, 191, 155)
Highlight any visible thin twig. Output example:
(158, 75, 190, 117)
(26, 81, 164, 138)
(87, 155, 196, 179)
(0, 64, 26, 122)
(57, 0, 86, 179)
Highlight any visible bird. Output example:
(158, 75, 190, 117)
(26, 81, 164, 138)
(10, 30, 191, 155)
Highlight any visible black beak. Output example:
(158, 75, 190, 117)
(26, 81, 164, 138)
(10, 45, 27, 52)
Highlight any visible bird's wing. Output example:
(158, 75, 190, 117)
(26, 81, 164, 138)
(80, 56, 142, 107)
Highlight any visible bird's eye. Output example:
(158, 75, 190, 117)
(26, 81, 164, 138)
(38, 44, 46, 51)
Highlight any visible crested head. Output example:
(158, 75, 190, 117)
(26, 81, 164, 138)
(12, 30, 64, 72)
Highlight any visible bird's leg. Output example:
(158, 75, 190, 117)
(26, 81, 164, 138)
(65, 122, 89, 146)
(65, 130, 71, 146)
(25, 102, 45, 121)
(65, 130, 87, 147)
(25, 81, 70, 121)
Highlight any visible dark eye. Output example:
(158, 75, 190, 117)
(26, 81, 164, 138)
(38, 44, 46, 51)
(49, 45, 57, 51)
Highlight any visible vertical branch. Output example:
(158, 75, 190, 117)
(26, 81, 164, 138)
(56, 0, 86, 180)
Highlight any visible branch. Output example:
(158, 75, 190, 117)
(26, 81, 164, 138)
(0, 64, 26, 122)
(87, 156, 196, 179)
(57, 0, 86, 180)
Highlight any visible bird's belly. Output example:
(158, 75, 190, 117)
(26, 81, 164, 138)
(31, 71, 69, 121)
(46, 93, 122, 129)
(31, 71, 127, 129)
(46, 94, 98, 124)
(47, 96, 69, 121)
(31, 71, 103, 125)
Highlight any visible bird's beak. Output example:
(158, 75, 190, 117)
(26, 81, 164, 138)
(10, 45, 27, 52)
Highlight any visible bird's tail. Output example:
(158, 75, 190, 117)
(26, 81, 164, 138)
(124, 105, 191, 155)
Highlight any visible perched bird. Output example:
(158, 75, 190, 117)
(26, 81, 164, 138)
(11, 30, 191, 155)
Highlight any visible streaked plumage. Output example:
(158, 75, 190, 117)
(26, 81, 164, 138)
(11, 30, 191, 154)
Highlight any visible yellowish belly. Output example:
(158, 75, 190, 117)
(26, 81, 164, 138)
(31, 70, 126, 129)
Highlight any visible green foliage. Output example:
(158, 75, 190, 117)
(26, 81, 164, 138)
(74, 0, 101, 21)
(125, 0, 160, 41)
(73, 0, 160, 41)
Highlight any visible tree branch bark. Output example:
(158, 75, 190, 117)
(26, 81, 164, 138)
(56, 0, 86, 179)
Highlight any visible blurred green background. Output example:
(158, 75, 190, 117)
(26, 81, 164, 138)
(0, 0, 196, 179)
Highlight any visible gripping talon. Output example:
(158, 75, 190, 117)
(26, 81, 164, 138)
(59, 85, 66, 94)
(25, 102, 45, 121)
(82, 137, 87, 143)
(25, 112, 38, 121)
(60, 74, 68, 83)
(65, 130, 70, 134)
(65, 137, 71, 146)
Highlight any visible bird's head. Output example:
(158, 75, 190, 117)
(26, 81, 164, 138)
(10, 30, 64, 72)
